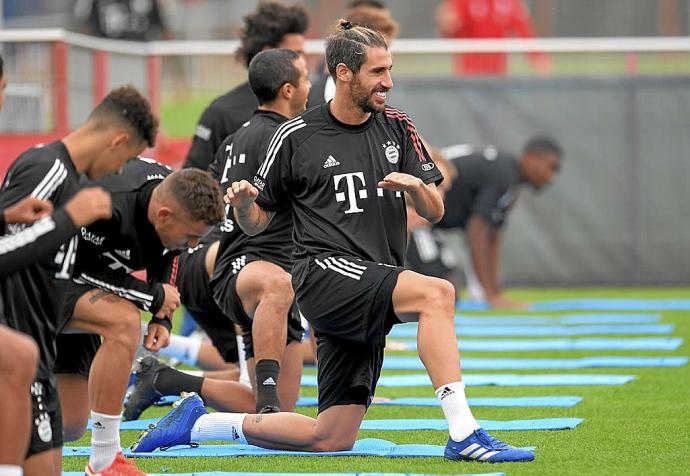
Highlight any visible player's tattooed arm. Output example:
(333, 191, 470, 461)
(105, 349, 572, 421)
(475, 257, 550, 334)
(378, 172, 444, 223)
(225, 180, 275, 236)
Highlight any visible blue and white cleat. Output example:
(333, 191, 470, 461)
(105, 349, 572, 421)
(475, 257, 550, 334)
(131, 392, 208, 453)
(444, 428, 535, 463)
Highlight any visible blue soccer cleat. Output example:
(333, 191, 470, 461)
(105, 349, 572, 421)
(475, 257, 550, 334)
(131, 392, 208, 453)
(444, 428, 535, 463)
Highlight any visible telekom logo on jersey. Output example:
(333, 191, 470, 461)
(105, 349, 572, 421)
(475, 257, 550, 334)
(333, 172, 401, 214)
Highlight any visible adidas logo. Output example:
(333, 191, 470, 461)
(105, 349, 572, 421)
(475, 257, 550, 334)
(439, 386, 454, 400)
(323, 155, 340, 168)
(262, 377, 277, 386)
(232, 427, 240, 441)
(92, 421, 105, 430)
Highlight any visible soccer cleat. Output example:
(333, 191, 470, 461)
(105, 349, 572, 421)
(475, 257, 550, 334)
(85, 452, 147, 475)
(131, 392, 208, 453)
(123, 356, 169, 421)
(444, 428, 535, 463)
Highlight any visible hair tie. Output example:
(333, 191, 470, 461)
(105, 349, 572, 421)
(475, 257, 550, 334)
(341, 20, 353, 30)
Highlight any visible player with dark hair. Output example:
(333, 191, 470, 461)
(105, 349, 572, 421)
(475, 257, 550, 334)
(126, 48, 311, 419)
(184, 0, 309, 172)
(134, 22, 533, 464)
(0, 84, 155, 475)
(432, 136, 562, 308)
(54, 163, 225, 475)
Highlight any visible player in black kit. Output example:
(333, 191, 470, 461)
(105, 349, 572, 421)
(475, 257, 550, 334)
(0, 85, 154, 476)
(54, 160, 224, 475)
(434, 139, 562, 308)
(134, 22, 533, 464)
(184, 1, 309, 171)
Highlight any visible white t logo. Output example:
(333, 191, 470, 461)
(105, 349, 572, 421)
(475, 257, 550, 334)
(333, 172, 367, 214)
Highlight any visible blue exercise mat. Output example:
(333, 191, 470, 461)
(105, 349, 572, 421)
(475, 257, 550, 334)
(150, 395, 582, 409)
(381, 356, 688, 370)
(387, 337, 683, 352)
(454, 314, 661, 326)
(63, 473, 506, 476)
(296, 396, 583, 407)
(93, 417, 581, 432)
(301, 373, 635, 387)
(531, 299, 690, 311)
(63, 437, 512, 458)
(388, 323, 673, 338)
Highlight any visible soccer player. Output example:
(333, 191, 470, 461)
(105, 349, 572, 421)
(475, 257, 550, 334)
(55, 161, 225, 475)
(0, 84, 154, 476)
(184, 0, 309, 171)
(133, 22, 533, 463)
(434, 138, 562, 308)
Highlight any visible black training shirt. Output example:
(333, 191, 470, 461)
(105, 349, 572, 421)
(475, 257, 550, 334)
(254, 103, 443, 266)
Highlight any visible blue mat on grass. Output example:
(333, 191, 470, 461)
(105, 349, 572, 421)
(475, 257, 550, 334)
(64, 438, 528, 458)
(388, 323, 673, 338)
(301, 373, 634, 387)
(381, 356, 688, 370)
(153, 395, 582, 408)
(64, 473, 505, 476)
(296, 395, 583, 407)
(454, 314, 661, 325)
(387, 337, 682, 352)
(531, 299, 690, 311)
(93, 416, 582, 432)
(457, 299, 690, 312)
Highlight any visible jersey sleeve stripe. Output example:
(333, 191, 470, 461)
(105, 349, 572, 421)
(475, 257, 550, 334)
(32, 159, 67, 200)
(258, 117, 306, 177)
(262, 116, 305, 170)
(258, 121, 307, 179)
(75, 273, 154, 309)
(385, 108, 428, 162)
(0, 216, 56, 255)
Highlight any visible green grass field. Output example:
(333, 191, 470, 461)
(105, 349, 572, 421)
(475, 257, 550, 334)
(62, 287, 690, 475)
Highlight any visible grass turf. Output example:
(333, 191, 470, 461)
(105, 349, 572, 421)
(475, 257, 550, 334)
(62, 288, 690, 475)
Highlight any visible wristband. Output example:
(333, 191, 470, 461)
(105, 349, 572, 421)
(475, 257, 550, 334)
(149, 316, 172, 332)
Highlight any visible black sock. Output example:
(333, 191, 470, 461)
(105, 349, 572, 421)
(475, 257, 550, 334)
(154, 366, 204, 396)
(255, 359, 280, 412)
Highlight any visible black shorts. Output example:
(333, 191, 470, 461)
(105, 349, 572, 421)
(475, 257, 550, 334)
(405, 227, 454, 279)
(54, 282, 101, 377)
(177, 246, 239, 363)
(27, 377, 63, 457)
(54, 333, 101, 377)
(292, 253, 403, 413)
(211, 253, 303, 360)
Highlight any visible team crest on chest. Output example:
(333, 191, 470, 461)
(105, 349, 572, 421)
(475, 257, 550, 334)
(382, 140, 400, 164)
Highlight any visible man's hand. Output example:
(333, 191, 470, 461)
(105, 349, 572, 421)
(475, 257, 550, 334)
(487, 294, 529, 310)
(3, 196, 53, 224)
(224, 180, 259, 210)
(144, 322, 170, 352)
(64, 187, 112, 227)
(155, 283, 180, 318)
(378, 172, 423, 193)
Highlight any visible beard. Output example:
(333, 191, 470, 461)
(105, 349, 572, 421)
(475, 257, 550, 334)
(350, 77, 385, 113)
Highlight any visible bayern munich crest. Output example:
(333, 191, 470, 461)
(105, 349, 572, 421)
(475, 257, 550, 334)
(382, 140, 400, 164)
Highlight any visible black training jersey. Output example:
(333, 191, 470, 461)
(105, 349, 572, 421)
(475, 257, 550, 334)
(184, 82, 257, 171)
(210, 110, 293, 284)
(0, 141, 80, 378)
(72, 157, 175, 315)
(437, 145, 521, 230)
(253, 103, 443, 266)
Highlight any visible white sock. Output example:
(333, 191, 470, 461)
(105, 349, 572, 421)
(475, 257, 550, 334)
(436, 381, 481, 442)
(89, 411, 122, 471)
(160, 334, 203, 366)
(191, 412, 248, 444)
(236, 335, 251, 387)
(0, 465, 23, 475)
